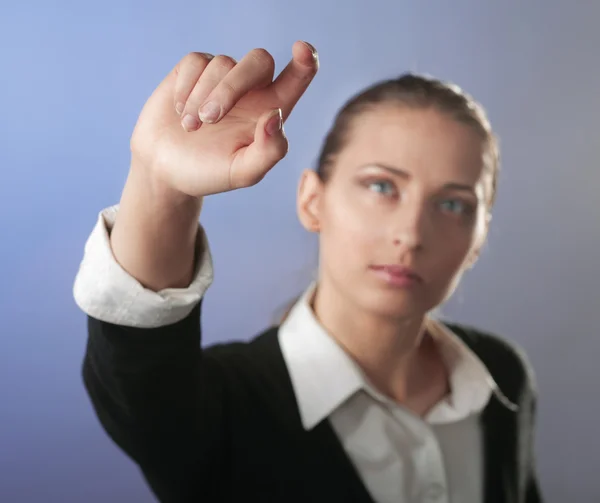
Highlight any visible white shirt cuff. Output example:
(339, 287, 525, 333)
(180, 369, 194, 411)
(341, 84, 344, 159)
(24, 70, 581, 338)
(73, 204, 213, 328)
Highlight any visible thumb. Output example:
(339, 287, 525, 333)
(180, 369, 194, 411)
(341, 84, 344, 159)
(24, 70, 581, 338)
(231, 108, 289, 188)
(133, 65, 179, 140)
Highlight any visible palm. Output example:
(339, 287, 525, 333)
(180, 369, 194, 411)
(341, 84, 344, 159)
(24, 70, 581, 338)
(131, 43, 317, 197)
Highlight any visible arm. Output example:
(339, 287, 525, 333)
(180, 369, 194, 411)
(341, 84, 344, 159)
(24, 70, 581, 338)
(511, 341, 543, 503)
(109, 158, 202, 292)
(82, 301, 230, 501)
(73, 43, 318, 501)
(74, 173, 227, 499)
(72, 165, 212, 328)
(524, 390, 543, 503)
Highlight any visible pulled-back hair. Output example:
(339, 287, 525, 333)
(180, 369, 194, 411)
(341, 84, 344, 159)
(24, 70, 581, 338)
(276, 73, 499, 324)
(316, 73, 499, 207)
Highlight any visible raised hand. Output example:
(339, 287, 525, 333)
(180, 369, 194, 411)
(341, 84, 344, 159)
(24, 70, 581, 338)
(130, 41, 319, 197)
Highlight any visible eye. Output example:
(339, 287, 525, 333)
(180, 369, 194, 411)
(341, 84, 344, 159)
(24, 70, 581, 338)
(368, 180, 396, 196)
(439, 198, 472, 215)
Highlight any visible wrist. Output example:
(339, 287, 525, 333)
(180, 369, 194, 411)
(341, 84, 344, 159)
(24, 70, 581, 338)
(129, 155, 203, 215)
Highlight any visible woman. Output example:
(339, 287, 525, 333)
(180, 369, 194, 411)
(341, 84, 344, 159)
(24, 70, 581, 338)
(74, 41, 542, 502)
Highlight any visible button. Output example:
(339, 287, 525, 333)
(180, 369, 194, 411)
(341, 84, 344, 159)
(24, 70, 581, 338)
(425, 483, 445, 500)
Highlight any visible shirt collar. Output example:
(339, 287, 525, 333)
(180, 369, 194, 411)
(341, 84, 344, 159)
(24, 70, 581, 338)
(278, 282, 502, 430)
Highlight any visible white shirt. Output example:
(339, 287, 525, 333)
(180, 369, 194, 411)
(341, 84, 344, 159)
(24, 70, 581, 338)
(73, 205, 503, 503)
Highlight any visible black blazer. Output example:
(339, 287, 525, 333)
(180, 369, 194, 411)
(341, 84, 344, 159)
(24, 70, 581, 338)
(82, 300, 542, 503)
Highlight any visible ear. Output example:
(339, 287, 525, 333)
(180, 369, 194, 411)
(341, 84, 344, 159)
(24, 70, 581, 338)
(297, 169, 324, 233)
(465, 211, 492, 269)
(464, 250, 480, 270)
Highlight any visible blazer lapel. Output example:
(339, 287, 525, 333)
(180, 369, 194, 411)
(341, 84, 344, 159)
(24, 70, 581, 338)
(259, 327, 375, 502)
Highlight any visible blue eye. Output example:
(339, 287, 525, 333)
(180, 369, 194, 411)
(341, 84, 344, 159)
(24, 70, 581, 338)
(369, 181, 395, 195)
(440, 199, 468, 214)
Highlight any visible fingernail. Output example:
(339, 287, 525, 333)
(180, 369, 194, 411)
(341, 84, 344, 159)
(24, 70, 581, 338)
(302, 41, 318, 62)
(175, 102, 185, 116)
(265, 109, 283, 136)
(199, 101, 221, 123)
(181, 114, 199, 131)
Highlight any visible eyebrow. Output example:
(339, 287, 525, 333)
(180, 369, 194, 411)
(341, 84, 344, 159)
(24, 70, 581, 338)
(361, 163, 478, 194)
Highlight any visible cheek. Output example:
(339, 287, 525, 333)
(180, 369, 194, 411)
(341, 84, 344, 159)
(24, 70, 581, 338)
(433, 247, 469, 281)
(320, 193, 384, 267)
(427, 227, 478, 280)
(422, 236, 474, 308)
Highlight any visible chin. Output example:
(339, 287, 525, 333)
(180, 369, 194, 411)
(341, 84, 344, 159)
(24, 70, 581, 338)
(358, 288, 432, 321)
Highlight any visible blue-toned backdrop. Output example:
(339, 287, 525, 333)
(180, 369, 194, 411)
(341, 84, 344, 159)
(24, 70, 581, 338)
(1, 1, 599, 501)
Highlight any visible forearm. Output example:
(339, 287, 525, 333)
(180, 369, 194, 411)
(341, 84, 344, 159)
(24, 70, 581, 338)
(110, 158, 203, 291)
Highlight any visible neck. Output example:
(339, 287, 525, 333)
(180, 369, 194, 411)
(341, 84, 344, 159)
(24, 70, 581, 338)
(311, 281, 430, 402)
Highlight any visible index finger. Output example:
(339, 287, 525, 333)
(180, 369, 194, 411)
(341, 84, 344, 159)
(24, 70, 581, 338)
(270, 41, 319, 121)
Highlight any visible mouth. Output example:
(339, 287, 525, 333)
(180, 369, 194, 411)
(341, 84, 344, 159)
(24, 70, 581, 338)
(368, 264, 424, 288)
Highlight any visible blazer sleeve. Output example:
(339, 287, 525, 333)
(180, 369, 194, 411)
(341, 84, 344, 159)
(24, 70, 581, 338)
(447, 322, 544, 503)
(511, 339, 543, 503)
(524, 387, 543, 503)
(75, 204, 232, 500)
(505, 338, 544, 503)
(82, 300, 231, 501)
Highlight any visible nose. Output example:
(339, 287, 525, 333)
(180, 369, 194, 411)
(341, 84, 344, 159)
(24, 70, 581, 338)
(392, 198, 427, 251)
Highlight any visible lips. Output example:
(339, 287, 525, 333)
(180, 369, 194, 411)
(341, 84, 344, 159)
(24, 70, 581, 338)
(369, 264, 424, 283)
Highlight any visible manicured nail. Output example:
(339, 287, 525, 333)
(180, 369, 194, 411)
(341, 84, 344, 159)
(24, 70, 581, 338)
(199, 101, 221, 123)
(181, 114, 199, 131)
(265, 109, 282, 136)
(302, 41, 318, 62)
(175, 102, 185, 116)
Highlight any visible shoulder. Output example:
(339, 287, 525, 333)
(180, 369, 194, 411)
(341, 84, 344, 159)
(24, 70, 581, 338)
(201, 326, 302, 420)
(203, 325, 281, 363)
(443, 320, 538, 401)
(203, 325, 289, 387)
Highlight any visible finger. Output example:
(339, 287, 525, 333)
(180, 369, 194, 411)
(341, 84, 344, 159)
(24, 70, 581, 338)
(198, 48, 276, 124)
(230, 108, 288, 189)
(270, 41, 319, 121)
(173, 52, 214, 116)
(180, 55, 237, 131)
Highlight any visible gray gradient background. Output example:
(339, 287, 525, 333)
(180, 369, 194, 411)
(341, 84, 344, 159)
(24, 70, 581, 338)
(1, 0, 598, 501)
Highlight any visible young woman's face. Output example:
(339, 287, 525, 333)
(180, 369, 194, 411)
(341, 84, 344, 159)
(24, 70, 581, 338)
(298, 106, 491, 319)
